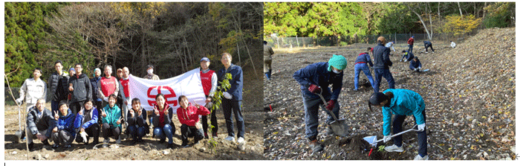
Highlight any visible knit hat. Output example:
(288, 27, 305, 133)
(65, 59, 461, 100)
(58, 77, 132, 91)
(69, 68, 75, 72)
(327, 54, 347, 72)
(368, 92, 388, 111)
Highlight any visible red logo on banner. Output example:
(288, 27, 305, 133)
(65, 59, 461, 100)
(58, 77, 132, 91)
(147, 86, 177, 107)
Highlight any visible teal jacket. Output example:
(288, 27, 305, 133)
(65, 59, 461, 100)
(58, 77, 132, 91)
(382, 89, 425, 136)
(102, 104, 121, 129)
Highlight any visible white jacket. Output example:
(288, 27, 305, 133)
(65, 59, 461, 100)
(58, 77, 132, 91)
(17, 78, 47, 104)
(451, 42, 456, 48)
(385, 42, 395, 52)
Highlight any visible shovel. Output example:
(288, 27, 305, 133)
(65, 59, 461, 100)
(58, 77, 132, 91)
(316, 92, 349, 137)
(364, 125, 418, 147)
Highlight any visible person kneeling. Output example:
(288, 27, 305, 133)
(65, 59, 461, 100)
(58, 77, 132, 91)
(26, 99, 54, 151)
(152, 93, 176, 149)
(409, 57, 422, 72)
(101, 94, 122, 148)
(74, 100, 100, 146)
(177, 95, 210, 148)
(127, 98, 148, 145)
(52, 101, 76, 149)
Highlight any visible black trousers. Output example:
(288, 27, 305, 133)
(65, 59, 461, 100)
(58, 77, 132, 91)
(201, 101, 218, 136)
(222, 99, 245, 138)
(102, 123, 121, 140)
(392, 109, 427, 156)
(70, 100, 86, 115)
(75, 123, 100, 143)
(181, 124, 204, 144)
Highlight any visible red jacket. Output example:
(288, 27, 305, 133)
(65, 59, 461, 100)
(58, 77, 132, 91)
(407, 37, 414, 45)
(176, 104, 210, 126)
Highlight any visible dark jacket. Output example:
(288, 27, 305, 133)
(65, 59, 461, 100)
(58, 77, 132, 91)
(293, 62, 343, 101)
(403, 51, 415, 61)
(26, 106, 55, 138)
(74, 107, 99, 131)
(410, 59, 422, 70)
(217, 64, 243, 101)
(48, 71, 66, 101)
(152, 104, 174, 128)
(69, 73, 92, 103)
(90, 76, 102, 102)
(55, 109, 76, 138)
(55, 75, 70, 102)
(373, 43, 392, 69)
(423, 41, 432, 45)
(128, 108, 148, 128)
(354, 52, 373, 67)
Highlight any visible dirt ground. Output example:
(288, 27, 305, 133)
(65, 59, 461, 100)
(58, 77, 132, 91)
(4, 66, 265, 160)
(263, 28, 515, 160)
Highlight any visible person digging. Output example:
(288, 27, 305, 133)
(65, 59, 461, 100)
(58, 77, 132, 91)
(293, 54, 346, 153)
(368, 89, 428, 160)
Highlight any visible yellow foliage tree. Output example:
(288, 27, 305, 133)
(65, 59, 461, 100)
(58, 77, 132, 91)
(442, 14, 481, 37)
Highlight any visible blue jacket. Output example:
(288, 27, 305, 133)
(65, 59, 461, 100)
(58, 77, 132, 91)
(423, 41, 432, 45)
(217, 64, 243, 101)
(90, 76, 102, 102)
(409, 59, 422, 70)
(293, 62, 343, 101)
(74, 107, 99, 130)
(381, 89, 425, 136)
(354, 52, 373, 67)
(372, 43, 392, 69)
(55, 109, 76, 138)
(403, 51, 414, 61)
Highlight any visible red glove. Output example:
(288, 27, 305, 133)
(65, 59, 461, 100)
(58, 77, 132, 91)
(308, 84, 321, 94)
(326, 100, 335, 111)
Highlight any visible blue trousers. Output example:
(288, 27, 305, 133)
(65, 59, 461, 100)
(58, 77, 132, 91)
(153, 124, 174, 144)
(408, 44, 413, 53)
(51, 100, 59, 112)
(302, 94, 340, 141)
(374, 68, 395, 93)
(128, 125, 146, 140)
(392, 109, 427, 157)
(354, 63, 375, 90)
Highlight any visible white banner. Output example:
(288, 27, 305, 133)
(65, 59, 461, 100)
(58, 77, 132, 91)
(128, 68, 206, 114)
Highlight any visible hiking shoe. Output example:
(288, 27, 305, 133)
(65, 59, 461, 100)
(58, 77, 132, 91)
(102, 139, 110, 148)
(384, 144, 404, 152)
(352, 88, 358, 91)
(309, 140, 324, 153)
(159, 138, 166, 143)
(28, 142, 35, 151)
(414, 154, 429, 160)
(425, 52, 428, 54)
(116, 137, 121, 144)
(212, 132, 218, 138)
(52, 144, 59, 149)
(64, 144, 72, 148)
(237, 137, 245, 144)
(204, 133, 209, 139)
(130, 139, 137, 145)
(167, 143, 174, 149)
(42, 139, 50, 146)
(225, 136, 235, 142)
(181, 142, 189, 148)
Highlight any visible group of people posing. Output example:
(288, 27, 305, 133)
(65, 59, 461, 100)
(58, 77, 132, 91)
(291, 36, 429, 160)
(17, 53, 246, 151)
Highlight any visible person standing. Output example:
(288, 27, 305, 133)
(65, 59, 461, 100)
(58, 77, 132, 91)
(264, 41, 275, 81)
(68, 63, 92, 115)
(368, 89, 428, 160)
(407, 36, 414, 53)
(97, 65, 119, 112)
(217, 52, 245, 146)
(372, 36, 395, 93)
(385, 41, 396, 52)
(26, 99, 54, 151)
(199, 57, 218, 138)
(48, 60, 66, 112)
(293, 54, 346, 153)
(16, 68, 47, 113)
(90, 68, 103, 122)
(353, 52, 375, 91)
(423, 41, 434, 53)
(119, 67, 130, 122)
(143, 64, 159, 129)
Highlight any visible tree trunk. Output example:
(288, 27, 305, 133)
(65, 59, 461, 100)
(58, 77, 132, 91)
(141, 30, 146, 73)
(483, 2, 487, 19)
(428, 3, 433, 40)
(237, 43, 241, 65)
(438, 2, 441, 18)
(457, 2, 463, 19)
(407, 4, 432, 40)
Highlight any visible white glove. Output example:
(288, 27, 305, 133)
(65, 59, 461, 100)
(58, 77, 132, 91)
(418, 123, 426, 131)
(15, 98, 23, 105)
(223, 92, 232, 99)
(383, 135, 392, 143)
(418, 67, 421, 70)
(80, 131, 88, 143)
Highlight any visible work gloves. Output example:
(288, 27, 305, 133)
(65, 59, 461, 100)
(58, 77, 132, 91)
(308, 84, 321, 94)
(383, 135, 392, 143)
(223, 92, 232, 99)
(418, 123, 426, 131)
(325, 100, 335, 111)
(79, 131, 88, 143)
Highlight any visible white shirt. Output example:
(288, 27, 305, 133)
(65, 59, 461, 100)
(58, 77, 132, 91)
(451, 42, 456, 48)
(18, 78, 47, 104)
(385, 42, 395, 52)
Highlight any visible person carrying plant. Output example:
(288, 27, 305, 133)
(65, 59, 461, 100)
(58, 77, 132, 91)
(409, 57, 423, 72)
(16, 67, 47, 113)
(293, 54, 346, 153)
(26, 99, 54, 151)
(177, 95, 211, 147)
(400, 50, 415, 62)
(51, 101, 76, 149)
(353, 52, 375, 91)
(264, 41, 275, 81)
(152, 93, 176, 149)
(217, 52, 246, 147)
(373, 36, 395, 93)
(423, 40, 434, 53)
(68, 63, 92, 115)
(407, 36, 414, 53)
(74, 99, 100, 146)
(127, 98, 148, 145)
(101, 94, 122, 147)
(367, 89, 428, 160)
(199, 57, 218, 139)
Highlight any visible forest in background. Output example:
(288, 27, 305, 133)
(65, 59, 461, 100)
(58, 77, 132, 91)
(5, 2, 263, 87)
(264, 2, 514, 43)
